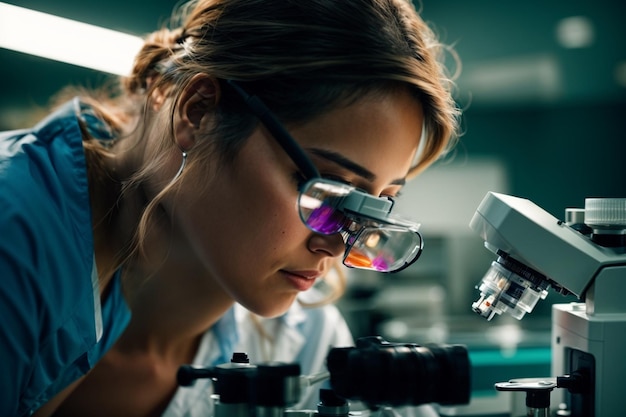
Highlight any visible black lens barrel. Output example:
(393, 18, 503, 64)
(326, 336, 471, 407)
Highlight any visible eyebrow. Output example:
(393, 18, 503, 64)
(308, 148, 407, 186)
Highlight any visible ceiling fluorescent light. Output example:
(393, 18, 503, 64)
(0, 2, 142, 76)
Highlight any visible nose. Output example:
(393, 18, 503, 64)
(307, 232, 346, 258)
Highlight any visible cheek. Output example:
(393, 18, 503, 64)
(179, 162, 304, 275)
(172, 129, 315, 317)
(197, 179, 307, 316)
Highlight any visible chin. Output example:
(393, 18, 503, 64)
(245, 295, 297, 318)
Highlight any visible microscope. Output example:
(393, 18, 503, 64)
(177, 336, 471, 416)
(470, 192, 626, 417)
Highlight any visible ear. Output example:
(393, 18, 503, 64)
(174, 74, 221, 151)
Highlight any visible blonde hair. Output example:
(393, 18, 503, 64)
(81, 0, 460, 270)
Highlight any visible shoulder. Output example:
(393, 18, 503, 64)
(289, 302, 354, 353)
(0, 101, 100, 415)
(0, 99, 94, 275)
(298, 302, 343, 330)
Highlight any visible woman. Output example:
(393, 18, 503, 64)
(0, 0, 459, 415)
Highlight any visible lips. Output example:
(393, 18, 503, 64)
(282, 270, 320, 291)
(289, 270, 321, 280)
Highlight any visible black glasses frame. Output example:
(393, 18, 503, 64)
(226, 80, 320, 181)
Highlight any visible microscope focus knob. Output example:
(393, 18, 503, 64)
(556, 371, 588, 394)
(584, 198, 626, 226)
(584, 198, 626, 247)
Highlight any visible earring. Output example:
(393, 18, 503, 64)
(172, 151, 187, 182)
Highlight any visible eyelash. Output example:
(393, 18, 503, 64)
(292, 171, 402, 200)
(322, 174, 353, 186)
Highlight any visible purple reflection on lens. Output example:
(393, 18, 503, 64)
(372, 256, 390, 271)
(307, 205, 344, 234)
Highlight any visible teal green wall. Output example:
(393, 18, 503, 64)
(458, 100, 626, 216)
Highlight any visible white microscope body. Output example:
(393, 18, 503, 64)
(469, 192, 626, 417)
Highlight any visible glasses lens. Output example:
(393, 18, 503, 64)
(343, 226, 423, 272)
(299, 180, 353, 234)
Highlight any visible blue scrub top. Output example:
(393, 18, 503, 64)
(0, 99, 130, 416)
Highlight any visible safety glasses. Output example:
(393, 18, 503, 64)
(299, 179, 423, 272)
(227, 80, 423, 272)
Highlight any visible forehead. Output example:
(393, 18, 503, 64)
(289, 88, 424, 185)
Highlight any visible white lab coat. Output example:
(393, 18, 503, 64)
(162, 300, 439, 417)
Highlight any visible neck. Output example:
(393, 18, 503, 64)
(89, 134, 160, 294)
(88, 130, 234, 358)
(87, 148, 131, 293)
(117, 248, 235, 360)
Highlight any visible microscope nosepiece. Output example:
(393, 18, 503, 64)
(472, 253, 550, 321)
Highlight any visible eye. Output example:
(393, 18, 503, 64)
(383, 190, 402, 200)
(321, 173, 353, 187)
(323, 173, 404, 201)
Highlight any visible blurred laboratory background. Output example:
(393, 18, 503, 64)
(1, 0, 625, 413)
